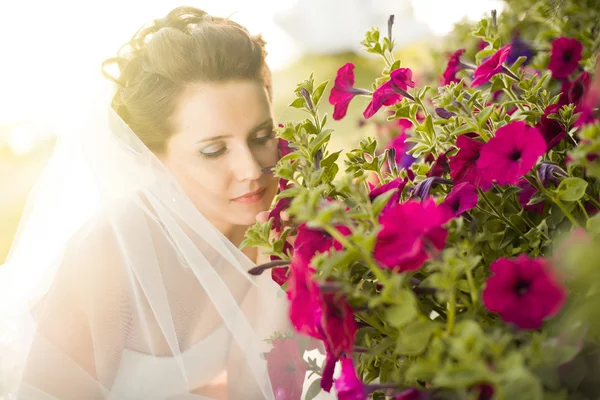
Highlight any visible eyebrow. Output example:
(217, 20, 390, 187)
(196, 118, 274, 144)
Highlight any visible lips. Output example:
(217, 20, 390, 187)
(232, 187, 267, 204)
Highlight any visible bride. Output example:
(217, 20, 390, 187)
(0, 6, 317, 399)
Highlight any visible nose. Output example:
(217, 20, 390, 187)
(232, 145, 262, 182)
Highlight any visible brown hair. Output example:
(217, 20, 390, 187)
(102, 7, 272, 153)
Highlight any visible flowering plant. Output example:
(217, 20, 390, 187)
(244, 1, 600, 399)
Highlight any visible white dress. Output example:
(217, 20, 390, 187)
(108, 326, 229, 400)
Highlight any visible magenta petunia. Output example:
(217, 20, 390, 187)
(548, 37, 583, 79)
(369, 177, 407, 217)
(287, 258, 324, 340)
(449, 135, 491, 190)
(516, 179, 544, 215)
(364, 68, 415, 119)
(329, 63, 370, 120)
(558, 71, 591, 107)
(441, 182, 479, 221)
(471, 45, 512, 87)
(374, 199, 448, 272)
(320, 293, 357, 392)
(334, 357, 367, 400)
(270, 241, 294, 286)
(441, 48, 467, 85)
(535, 104, 566, 150)
(269, 197, 292, 233)
(477, 121, 546, 186)
(482, 255, 566, 330)
(293, 223, 351, 265)
(426, 151, 451, 178)
(265, 338, 307, 400)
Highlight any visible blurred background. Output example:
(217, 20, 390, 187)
(0, 0, 503, 264)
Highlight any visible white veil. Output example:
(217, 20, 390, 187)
(0, 80, 302, 399)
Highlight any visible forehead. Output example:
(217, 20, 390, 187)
(172, 80, 272, 140)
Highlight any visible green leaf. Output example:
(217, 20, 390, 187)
(385, 290, 418, 328)
(320, 150, 342, 169)
(312, 81, 329, 108)
(371, 187, 400, 216)
(304, 378, 322, 400)
(395, 319, 438, 356)
(309, 129, 332, 157)
(587, 213, 600, 238)
(289, 97, 305, 109)
(555, 177, 588, 202)
(476, 106, 495, 128)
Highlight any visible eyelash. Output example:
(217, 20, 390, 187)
(200, 131, 276, 159)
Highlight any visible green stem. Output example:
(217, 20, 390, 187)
(323, 225, 389, 286)
(578, 200, 590, 221)
(524, 175, 582, 229)
(478, 188, 529, 241)
(356, 312, 389, 336)
(447, 288, 456, 335)
(465, 267, 478, 307)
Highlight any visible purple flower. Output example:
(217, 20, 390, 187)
(441, 48, 467, 85)
(364, 68, 415, 119)
(270, 241, 294, 286)
(395, 389, 427, 400)
(411, 177, 452, 200)
(548, 37, 583, 79)
(482, 255, 566, 330)
(535, 104, 566, 150)
(387, 132, 417, 170)
(269, 197, 292, 233)
(374, 199, 448, 272)
(441, 182, 479, 221)
(477, 121, 546, 186)
(335, 357, 367, 400)
(537, 162, 568, 186)
(293, 223, 350, 265)
(506, 36, 533, 65)
(449, 135, 491, 190)
(471, 45, 512, 87)
(329, 63, 370, 120)
(435, 107, 456, 119)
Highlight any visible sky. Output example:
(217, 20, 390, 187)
(0, 0, 503, 154)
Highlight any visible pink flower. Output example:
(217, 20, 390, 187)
(441, 182, 479, 220)
(482, 255, 566, 330)
(364, 68, 415, 119)
(329, 63, 370, 120)
(270, 241, 294, 286)
(320, 293, 357, 392)
(278, 138, 293, 157)
(471, 45, 512, 87)
(293, 224, 350, 265)
(374, 199, 448, 272)
(477, 121, 546, 186)
(266, 338, 308, 400)
(269, 197, 292, 233)
(516, 179, 544, 215)
(334, 357, 366, 400)
(426, 151, 451, 178)
(548, 37, 583, 79)
(558, 71, 591, 107)
(387, 132, 417, 169)
(535, 104, 566, 150)
(287, 259, 324, 340)
(441, 48, 467, 85)
(449, 135, 491, 190)
(369, 177, 407, 217)
(395, 389, 427, 400)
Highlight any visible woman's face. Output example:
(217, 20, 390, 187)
(159, 80, 279, 231)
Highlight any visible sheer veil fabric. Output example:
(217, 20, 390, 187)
(0, 82, 309, 399)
